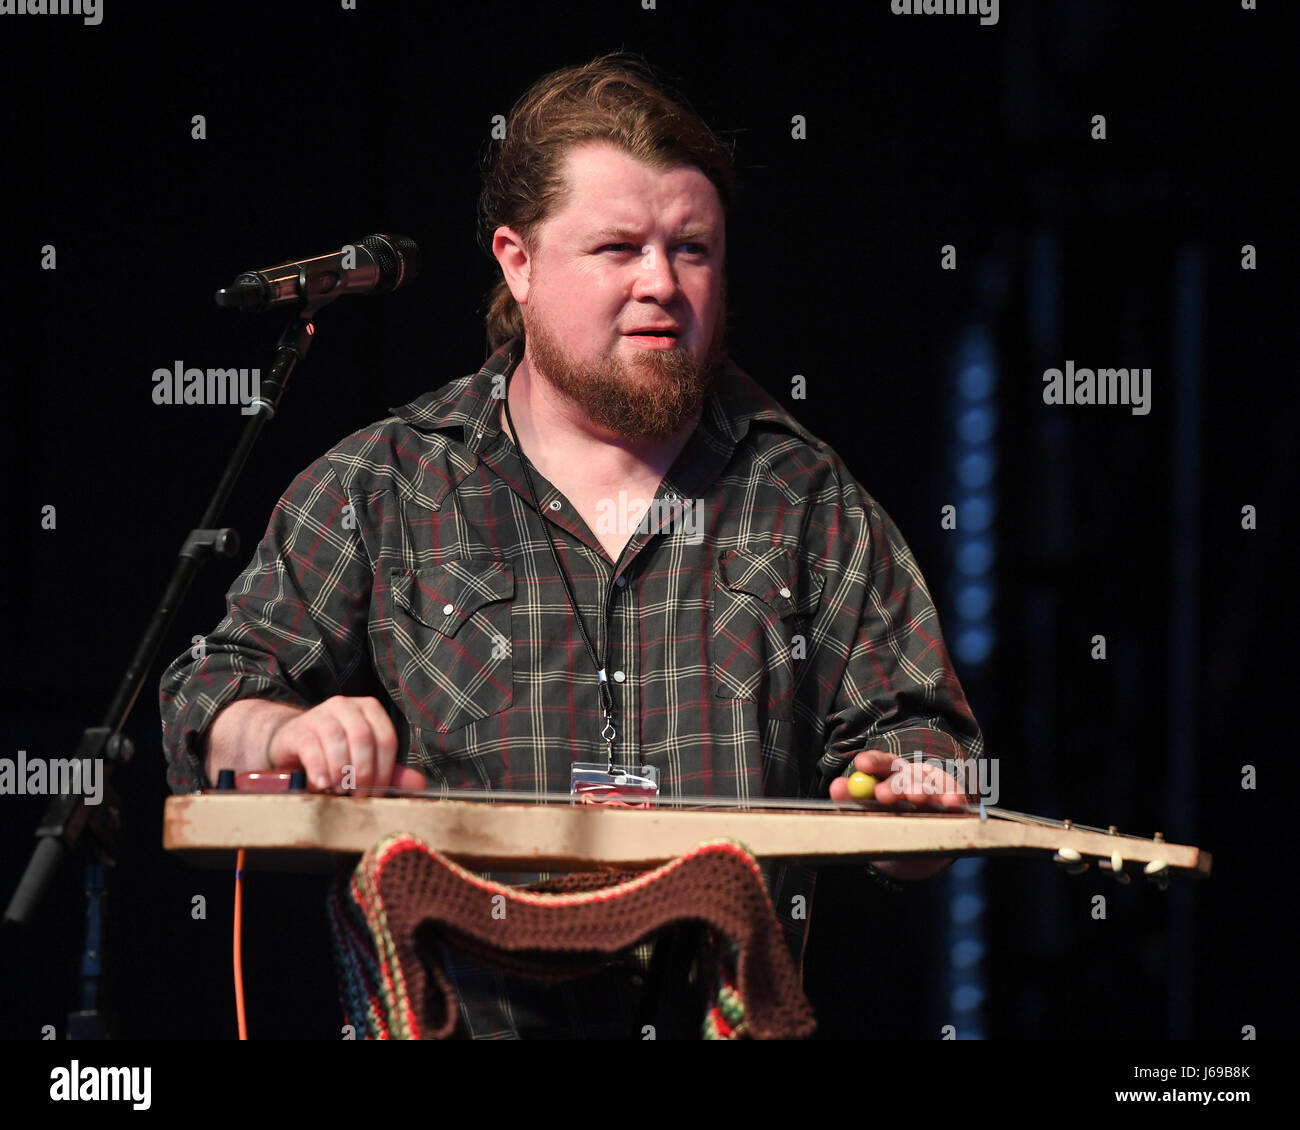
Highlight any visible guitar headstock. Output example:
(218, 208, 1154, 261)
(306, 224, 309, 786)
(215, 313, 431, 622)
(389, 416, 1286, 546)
(1044, 821, 1210, 885)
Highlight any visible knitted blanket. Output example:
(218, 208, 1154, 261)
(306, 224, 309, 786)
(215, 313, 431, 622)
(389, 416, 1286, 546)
(328, 833, 816, 1040)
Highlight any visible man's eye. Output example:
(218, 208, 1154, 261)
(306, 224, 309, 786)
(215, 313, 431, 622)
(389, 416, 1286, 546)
(597, 243, 708, 257)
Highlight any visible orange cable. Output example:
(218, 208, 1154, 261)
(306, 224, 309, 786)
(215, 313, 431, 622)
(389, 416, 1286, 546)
(234, 848, 247, 1040)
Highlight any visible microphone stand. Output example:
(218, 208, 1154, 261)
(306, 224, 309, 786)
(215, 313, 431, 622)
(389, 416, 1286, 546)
(4, 302, 327, 1038)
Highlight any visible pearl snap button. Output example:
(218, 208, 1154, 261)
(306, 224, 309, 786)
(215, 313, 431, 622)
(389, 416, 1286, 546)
(779, 587, 792, 599)
(548, 499, 562, 511)
(616, 576, 627, 587)
(442, 603, 454, 615)
(613, 670, 626, 682)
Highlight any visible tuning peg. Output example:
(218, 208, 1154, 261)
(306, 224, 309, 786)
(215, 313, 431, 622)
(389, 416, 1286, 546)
(1144, 859, 1170, 890)
(1098, 850, 1131, 883)
(1054, 847, 1088, 875)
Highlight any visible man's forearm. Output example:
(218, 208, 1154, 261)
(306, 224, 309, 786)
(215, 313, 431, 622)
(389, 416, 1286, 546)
(202, 698, 305, 783)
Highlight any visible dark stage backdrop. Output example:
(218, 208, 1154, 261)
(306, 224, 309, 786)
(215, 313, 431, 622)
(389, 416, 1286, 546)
(0, 0, 1291, 1045)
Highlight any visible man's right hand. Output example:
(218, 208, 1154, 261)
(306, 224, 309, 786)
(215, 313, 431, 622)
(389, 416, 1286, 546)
(205, 695, 426, 793)
(266, 695, 427, 793)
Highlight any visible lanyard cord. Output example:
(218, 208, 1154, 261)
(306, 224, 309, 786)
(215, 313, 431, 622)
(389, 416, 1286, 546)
(500, 370, 619, 768)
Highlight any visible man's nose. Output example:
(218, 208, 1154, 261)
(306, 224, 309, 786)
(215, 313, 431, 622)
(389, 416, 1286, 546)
(631, 244, 679, 300)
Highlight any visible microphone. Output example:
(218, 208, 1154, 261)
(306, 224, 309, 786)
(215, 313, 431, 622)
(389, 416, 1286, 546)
(215, 233, 420, 312)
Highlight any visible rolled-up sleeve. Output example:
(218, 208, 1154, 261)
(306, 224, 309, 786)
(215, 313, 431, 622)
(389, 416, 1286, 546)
(810, 473, 983, 790)
(158, 454, 373, 793)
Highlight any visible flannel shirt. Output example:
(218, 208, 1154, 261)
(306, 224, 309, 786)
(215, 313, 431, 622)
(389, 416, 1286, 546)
(159, 337, 983, 1038)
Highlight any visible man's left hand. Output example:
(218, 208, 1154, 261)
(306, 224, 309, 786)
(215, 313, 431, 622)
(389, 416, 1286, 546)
(828, 749, 970, 811)
(828, 749, 969, 881)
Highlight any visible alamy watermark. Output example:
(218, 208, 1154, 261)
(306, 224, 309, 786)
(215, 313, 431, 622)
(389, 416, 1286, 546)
(886, 752, 1000, 805)
(594, 491, 703, 545)
(891, 0, 998, 27)
(152, 360, 262, 414)
(50, 1061, 150, 1110)
(1042, 361, 1151, 416)
(0, 751, 103, 805)
(0, 0, 102, 25)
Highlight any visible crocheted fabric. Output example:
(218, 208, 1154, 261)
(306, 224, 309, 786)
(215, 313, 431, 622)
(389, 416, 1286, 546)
(327, 833, 816, 1040)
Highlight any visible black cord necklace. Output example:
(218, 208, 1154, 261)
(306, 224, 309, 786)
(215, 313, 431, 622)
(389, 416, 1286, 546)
(500, 367, 620, 770)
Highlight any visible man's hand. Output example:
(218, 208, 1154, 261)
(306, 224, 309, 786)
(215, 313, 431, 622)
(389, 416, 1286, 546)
(265, 695, 426, 793)
(828, 749, 969, 811)
(828, 749, 970, 881)
(206, 695, 426, 793)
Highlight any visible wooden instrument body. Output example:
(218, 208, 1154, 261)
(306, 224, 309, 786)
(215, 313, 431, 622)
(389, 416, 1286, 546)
(163, 793, 1211, 877)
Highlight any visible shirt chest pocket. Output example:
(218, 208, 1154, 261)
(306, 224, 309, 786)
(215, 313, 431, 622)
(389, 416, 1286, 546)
(710, 546, 824, 710)
(375, 559, 515, 732)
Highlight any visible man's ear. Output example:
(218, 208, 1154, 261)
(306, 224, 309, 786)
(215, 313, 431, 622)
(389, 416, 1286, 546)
(492, 226, 532, 304)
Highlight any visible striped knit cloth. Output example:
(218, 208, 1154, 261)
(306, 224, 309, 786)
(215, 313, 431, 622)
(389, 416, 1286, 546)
(327, 833, 815, 1040)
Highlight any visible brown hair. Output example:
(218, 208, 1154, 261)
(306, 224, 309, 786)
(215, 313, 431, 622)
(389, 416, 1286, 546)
(478, 53, 736, 352)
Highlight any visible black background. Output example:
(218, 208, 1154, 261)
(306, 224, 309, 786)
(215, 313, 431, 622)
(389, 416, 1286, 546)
(0, 0, 1292, 1042)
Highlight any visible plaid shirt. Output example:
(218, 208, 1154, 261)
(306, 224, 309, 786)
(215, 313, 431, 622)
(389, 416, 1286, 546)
(159, 338, 983, 1038)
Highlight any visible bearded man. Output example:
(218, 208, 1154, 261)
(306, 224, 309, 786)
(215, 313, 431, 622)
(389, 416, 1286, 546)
(160, 53, 982, 1040)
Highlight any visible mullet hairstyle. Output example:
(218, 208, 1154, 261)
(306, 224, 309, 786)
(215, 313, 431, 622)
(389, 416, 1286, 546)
(477, 53, 737, 353)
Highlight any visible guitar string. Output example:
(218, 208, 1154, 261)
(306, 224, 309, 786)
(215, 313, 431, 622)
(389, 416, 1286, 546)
(342, 785, 1162, 843)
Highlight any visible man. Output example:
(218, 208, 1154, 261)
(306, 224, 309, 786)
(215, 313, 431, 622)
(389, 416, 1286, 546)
(159, 54, 983, 1038)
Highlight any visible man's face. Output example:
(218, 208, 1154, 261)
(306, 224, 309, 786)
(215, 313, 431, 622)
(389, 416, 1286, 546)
(500, 140, 728, 441)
